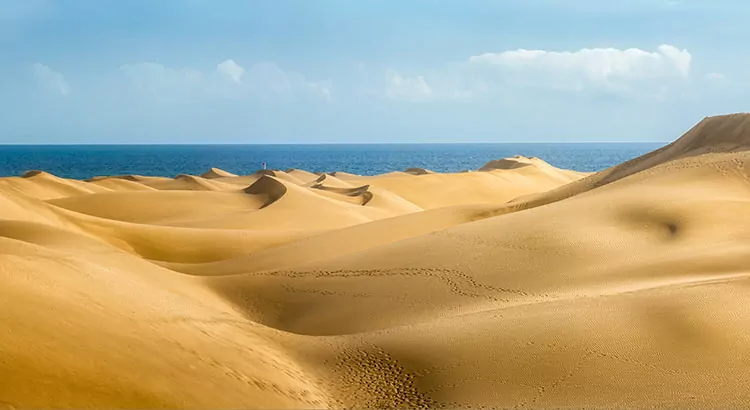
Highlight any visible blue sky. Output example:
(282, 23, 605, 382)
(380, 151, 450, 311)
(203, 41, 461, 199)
(1, 0, 749, 144)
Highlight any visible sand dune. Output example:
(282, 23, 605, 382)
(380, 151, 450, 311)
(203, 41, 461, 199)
(479, 155, 536, 170)
(506, 113, 750, 212)
(5, 114, 750, 408)
(308, 173, 355, 188)
(0, 170, 113, 200)
(97, 174, 173, 183)
(286, 168, 324, 184)
(404, 167, 435, 175)
(47, 190, 267, 224)
(162, 203, 500, 276)
(0, 223, 329, 408)
(87, 176, 158, 191)
(200, 167, 238, 179)
(139, 174, 235, 191)
(338, 158, 586, 209)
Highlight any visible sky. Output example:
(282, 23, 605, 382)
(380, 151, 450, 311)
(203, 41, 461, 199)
(1, 0, 749, 144)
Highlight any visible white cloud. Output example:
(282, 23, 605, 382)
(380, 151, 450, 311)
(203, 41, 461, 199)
(245, 62, 293, 97)
(217, 59, 245, 84)
(306, 81, 333, 101)
(245, 62, 332, 101)
(120, 60, 330, 102)
(469, 44, 692, 93)
(385, 70, 434, 102)
(32, 63, 70, 96)
(379, 44, 697, 103)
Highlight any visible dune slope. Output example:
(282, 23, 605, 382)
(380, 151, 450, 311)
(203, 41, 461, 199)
(507, 112, 750, 212)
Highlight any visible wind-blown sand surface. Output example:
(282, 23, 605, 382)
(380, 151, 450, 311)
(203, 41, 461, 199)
(4, 114, 750, 408)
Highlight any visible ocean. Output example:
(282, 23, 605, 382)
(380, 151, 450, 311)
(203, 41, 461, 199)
(0, 143, 665, 180)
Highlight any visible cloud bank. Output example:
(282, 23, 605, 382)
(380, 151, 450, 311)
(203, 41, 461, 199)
(386, 44, 697, 101)
(469, 44, 691, 93)
(28, 45, 708, 106)
(32, 63, 71, 96)
(217, 59, 245, 84)
(385, 70, 434, 102)
(120, 59, 331, 102)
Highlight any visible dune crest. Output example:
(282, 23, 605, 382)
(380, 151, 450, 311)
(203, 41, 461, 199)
(200, 167, 237, 179)
(1, 170, 110, 200)
(87, 177, 156, 191)
(7, 114, 750, 409)
(404, 167, 434, 175)
(286, 168, 322, 184)
(22, 170, 50, 178)
(243, 175, 288, 208)
(507, 113, 750, 213)
(478, 155, 535, 171)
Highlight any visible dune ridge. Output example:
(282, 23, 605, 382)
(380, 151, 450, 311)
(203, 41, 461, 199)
(243, 175, 289, 208)
(4, 114, 750, 408)
(200, 167, 238, 179)
(505, 113, 750, 212)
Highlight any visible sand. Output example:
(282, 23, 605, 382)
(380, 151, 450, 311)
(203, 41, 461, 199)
(4, 114, 750, 408)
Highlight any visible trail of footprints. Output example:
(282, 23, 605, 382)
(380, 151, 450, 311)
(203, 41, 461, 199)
(250, 266, 543, 301)
(280, 284, 407, 300)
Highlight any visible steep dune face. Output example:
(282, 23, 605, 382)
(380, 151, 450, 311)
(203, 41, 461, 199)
(7, 115, 750, 409)
(243, 175, 289, 208)
(509, 113, 750, 211)
(591, 112, 750, 185)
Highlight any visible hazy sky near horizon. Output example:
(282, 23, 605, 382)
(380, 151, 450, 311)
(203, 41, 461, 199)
(1, 0, 749, 144)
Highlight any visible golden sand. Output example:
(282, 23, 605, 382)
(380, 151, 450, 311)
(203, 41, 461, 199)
(3, 114, 750, 408)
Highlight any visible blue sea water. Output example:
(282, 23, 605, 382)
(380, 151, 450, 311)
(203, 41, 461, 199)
(0, 143, 665, 180)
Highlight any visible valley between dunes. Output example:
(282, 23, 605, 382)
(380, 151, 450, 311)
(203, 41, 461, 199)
(5, 114, 750, 409)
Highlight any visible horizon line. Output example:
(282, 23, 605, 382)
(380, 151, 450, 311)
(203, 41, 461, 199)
(0, 141, 671, 146)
